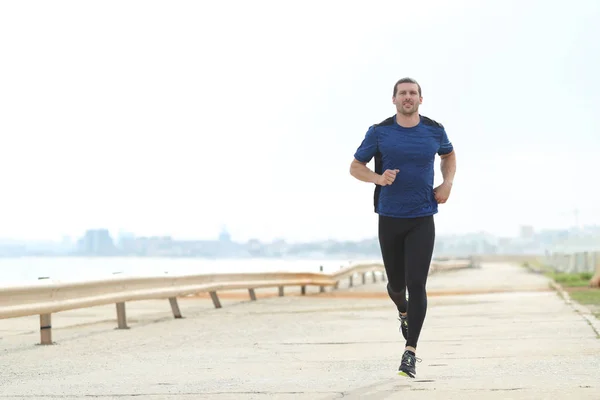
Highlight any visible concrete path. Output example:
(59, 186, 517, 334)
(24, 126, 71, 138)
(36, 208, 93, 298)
(1, 262, 599, 399)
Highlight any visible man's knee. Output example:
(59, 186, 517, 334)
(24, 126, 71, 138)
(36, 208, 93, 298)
(406, 281, 426, 296)
(387, 281, 405, 294)
(387, 282, 406, 304)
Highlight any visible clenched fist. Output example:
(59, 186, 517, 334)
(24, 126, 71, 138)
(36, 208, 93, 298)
(376, 169, 400, 186)
(433, 181, 452, 204)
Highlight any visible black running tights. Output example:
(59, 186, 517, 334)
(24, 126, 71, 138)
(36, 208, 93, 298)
(378, 215, 435, 349)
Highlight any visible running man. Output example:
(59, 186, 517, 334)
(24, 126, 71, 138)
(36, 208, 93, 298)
(349, 77, 456, 378)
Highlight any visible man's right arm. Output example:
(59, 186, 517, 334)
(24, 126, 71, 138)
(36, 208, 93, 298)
(350, 125, 380, 184)
(349, 159, 381, 184)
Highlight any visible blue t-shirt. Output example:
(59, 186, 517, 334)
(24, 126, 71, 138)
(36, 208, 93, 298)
(353, 114, 454, 218)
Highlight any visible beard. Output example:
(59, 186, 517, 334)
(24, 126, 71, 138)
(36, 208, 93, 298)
(399, 101, 419, 115)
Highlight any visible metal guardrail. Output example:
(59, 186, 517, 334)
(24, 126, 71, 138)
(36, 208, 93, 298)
(0, 259, 472, 345)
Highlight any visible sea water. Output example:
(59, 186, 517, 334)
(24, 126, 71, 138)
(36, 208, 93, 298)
(0, 256, 381, 286)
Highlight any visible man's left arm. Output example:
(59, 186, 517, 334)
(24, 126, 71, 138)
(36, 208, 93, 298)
(434, 150, 456, 204)
(440, 150, 456, 187)
(434, 126, 456, 204)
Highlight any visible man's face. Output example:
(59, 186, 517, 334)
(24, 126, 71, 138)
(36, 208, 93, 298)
(392, 83, 422, 115)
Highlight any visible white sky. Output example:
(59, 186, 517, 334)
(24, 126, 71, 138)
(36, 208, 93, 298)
(1, 0, 599, 243)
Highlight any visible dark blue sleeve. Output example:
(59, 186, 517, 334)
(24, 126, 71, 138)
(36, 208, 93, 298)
(438, 127, 454, 156)
(353, 125, 378, 163)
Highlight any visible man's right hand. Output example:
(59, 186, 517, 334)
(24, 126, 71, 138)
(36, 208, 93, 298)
(376, 169, 400, 186)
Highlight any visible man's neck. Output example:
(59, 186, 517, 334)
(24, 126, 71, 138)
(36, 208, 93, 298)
(395, 113, 420, 128)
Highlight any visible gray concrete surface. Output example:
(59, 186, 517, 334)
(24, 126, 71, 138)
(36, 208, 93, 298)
(1, 262, 599, 399)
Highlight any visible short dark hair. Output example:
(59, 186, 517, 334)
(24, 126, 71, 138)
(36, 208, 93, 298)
(393, 77, 422, 97)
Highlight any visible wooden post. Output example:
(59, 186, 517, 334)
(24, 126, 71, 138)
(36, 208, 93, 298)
(209, 291, 222, 308)
(169, 297, 182, 318)
(248, 288, 257, 301)
(319, 286, 325, 293)
(334, 281, 339, 290)
(278, 286, 284, 297)
(349, 275, 353, 287)
(301, 286, 306, 295)
(362, 273, 367, 284)
(116, 302, 128, 329)
(40, 314, 52, 345)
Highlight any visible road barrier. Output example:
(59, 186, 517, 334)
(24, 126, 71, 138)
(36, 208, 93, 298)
(0, 259, 472, 345)
(544, 251, 600, 288)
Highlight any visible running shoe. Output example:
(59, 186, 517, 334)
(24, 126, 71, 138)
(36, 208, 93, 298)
(397, 350, 421, 378)
(399, 312, 408, 340)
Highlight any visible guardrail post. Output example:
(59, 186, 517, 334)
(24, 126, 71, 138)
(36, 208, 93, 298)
(301, 286, 306, 295)
(40, 314, 52, 345)
(248, 288, 257, 301)
(169, 297, 182, 318)
(278, 286, 284, 297)
(116, 302, 128, 329)
(209, 291, 222, 308)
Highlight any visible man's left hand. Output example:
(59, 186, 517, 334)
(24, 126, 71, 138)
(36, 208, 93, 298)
(434, 182, 452, 204)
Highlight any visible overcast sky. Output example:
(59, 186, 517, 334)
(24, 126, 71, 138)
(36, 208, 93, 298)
(1, 0, 599, 243)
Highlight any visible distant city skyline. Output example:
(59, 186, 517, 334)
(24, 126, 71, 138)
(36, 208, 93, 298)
(3, 223, 599, 259)
(1, 219, 597, 245)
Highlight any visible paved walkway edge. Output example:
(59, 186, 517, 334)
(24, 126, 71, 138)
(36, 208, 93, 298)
(550, 280, 600, 338)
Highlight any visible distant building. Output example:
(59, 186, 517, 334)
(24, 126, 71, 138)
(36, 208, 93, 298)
(219, 226, 232, 242)
(76, 229, 117, 255)
(116, 230, 135, 248)
(520, 225, 535, 239)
